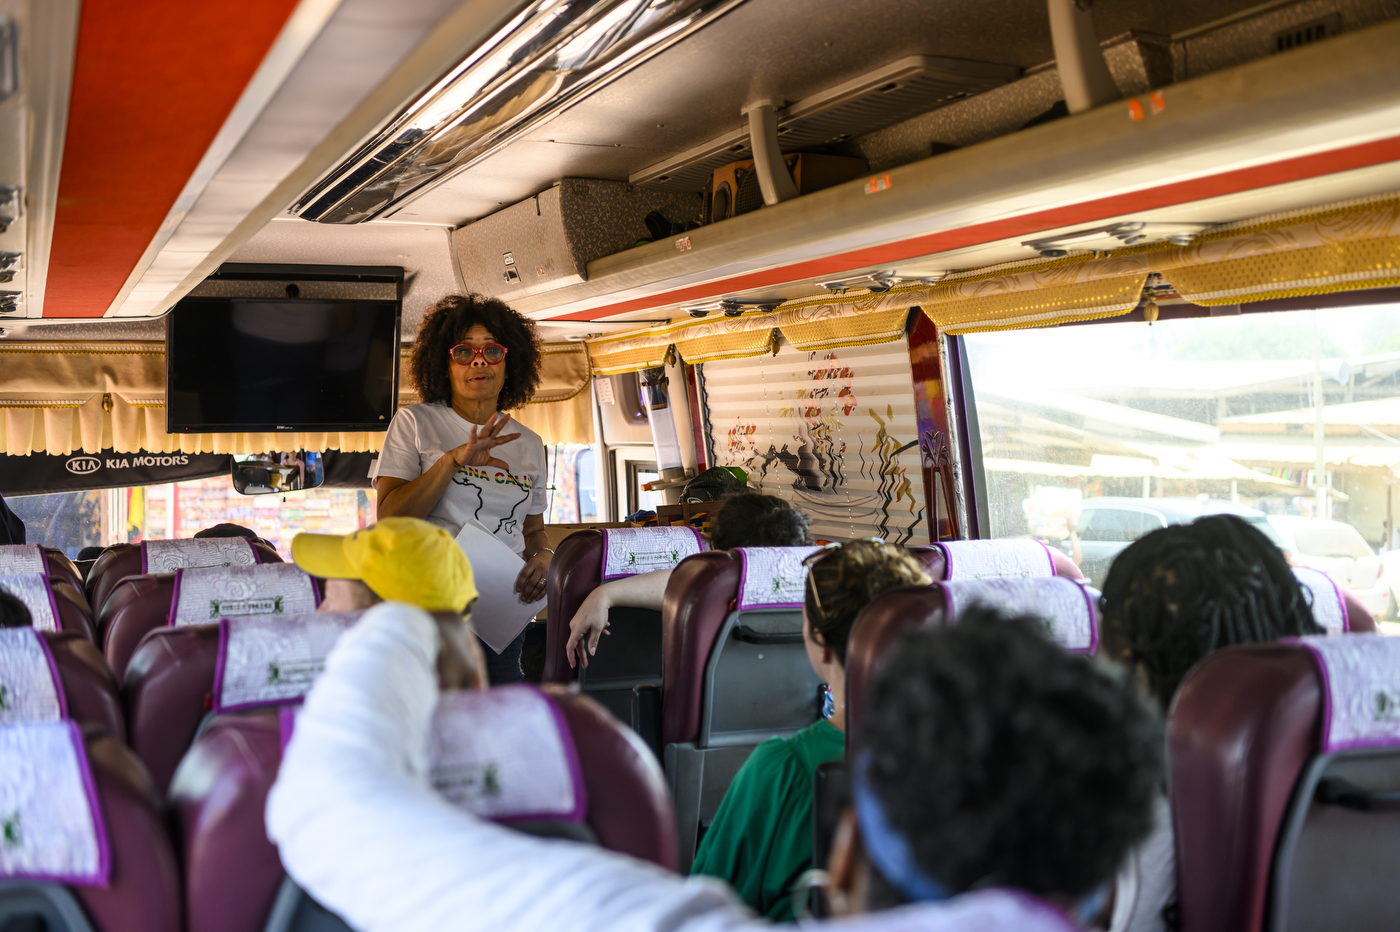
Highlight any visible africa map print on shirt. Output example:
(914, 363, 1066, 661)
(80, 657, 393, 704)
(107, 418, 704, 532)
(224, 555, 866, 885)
(451, 465, 533, 539)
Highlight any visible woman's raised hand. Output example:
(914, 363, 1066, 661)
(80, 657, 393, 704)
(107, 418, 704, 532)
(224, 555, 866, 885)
(450, 413, 522, 471)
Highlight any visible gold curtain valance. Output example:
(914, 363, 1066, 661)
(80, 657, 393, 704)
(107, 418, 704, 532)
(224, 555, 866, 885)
(586, 299, 913, 376)
(1, 341, 596, 455)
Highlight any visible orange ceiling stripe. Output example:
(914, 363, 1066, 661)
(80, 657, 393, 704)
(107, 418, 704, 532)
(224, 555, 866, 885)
(43, 0, 301, 317)
(550, 134, 1400, 321)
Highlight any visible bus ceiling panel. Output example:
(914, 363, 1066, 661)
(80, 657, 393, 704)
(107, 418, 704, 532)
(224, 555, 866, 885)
(479, 17, 1400, 322)
(224, 219, 458, 335)
(95, 0, 474, 320)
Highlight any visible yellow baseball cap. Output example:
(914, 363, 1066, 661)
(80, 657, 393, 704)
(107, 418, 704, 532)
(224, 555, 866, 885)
(292, 517, 478, 613)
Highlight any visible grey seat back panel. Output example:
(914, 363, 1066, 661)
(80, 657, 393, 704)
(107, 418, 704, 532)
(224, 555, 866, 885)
(699, 608, 822, 748)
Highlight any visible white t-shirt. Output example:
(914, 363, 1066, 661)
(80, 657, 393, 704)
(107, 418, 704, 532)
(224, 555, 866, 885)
(377, 403, 547, 555)
(1109, 795, 1175, 932)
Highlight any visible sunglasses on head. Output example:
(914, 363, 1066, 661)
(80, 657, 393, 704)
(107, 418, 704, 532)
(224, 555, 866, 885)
(802, 538, 886, 622)
(449, 343, 508, 365)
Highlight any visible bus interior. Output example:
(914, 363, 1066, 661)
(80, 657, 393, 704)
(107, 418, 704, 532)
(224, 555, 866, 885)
(2, 0, 1400, 929)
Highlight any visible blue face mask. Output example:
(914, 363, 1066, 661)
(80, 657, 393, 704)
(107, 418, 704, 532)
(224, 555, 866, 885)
(821, 684, 835, 719)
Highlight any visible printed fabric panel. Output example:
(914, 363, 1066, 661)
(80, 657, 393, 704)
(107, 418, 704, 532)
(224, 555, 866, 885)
(941, 577, 1097, 653)
(214, 612, 362, 712)
(169, 563, 318, 627)
(0, 574, 61, 633)
(735, 546, 823, 610)
(142, 537, 259, 574)
(0, 721, 109, 885)
(600, 526, 705, 580)
(0, 545, 46, 576)
(1293, 566, 1348, 635)
(0, 628, 65, 724)
(1291, 634, 1400, 753)
(938, 538, 1056, 580)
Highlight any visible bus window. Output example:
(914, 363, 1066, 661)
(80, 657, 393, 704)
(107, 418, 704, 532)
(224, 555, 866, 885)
(5, 490, 106, 558)
(576, 449, 597, 522)
(963, 304, 1400, 626)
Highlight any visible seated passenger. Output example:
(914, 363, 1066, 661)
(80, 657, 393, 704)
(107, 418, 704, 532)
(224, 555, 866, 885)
(267, 599, 1164, 932)
(1098, 514, 1322, 932)
(691, 539, 930, 921)
(292, 517, 484, 644)
(0, 589, 32, 628)
(566, 492, 812, 668)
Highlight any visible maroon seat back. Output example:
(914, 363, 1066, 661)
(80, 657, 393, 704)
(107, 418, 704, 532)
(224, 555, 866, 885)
(542, 530, 604, 683)
(122, 624, 221, 796)
(101, 574, 175, 684)
(5, 728, 184, 932)
(1170, 640, 1400, 932)
(43, 632, 126, 742)
(660, 551, 743, 747)
(41, 547, 88, 608)
(90, 540, 282, 625)
(88, 544, 140, 619)
(844, 584, 952, 745)
(170, 689, 677, 932)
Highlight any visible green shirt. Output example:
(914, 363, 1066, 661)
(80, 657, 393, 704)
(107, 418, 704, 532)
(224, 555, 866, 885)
(690, 719, 845, 922)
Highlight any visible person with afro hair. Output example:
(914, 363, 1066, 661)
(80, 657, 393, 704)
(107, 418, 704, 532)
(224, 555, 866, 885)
(376, 294, 550, 684)
(1096, 513, 1325, 932)
(564, 492, 813, 669)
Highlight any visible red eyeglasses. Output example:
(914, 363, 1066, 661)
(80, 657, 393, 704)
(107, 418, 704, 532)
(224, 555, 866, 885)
(449, 343, 508, 365)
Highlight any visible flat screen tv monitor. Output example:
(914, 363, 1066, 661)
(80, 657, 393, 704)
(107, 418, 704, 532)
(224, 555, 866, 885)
(166, 297, 400, 433)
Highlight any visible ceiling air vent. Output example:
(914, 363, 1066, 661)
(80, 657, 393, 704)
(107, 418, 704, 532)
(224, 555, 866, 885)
(630, 55, 1019, 191)
(1273, 15, 1340, 53)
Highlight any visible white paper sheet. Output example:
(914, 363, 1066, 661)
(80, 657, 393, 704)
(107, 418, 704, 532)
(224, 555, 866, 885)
(455, 521, 546, 654)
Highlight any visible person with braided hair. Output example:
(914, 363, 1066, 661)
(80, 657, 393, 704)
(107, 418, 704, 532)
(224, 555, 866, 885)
(690, 539, 931, 921)
(1097, 513, 1323, 932)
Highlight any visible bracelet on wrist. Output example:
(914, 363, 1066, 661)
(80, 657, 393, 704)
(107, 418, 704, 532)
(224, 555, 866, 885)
(529, 547, 556, 560)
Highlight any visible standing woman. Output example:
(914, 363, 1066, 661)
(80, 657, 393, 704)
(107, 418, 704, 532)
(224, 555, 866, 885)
(375, 294, 553, 683)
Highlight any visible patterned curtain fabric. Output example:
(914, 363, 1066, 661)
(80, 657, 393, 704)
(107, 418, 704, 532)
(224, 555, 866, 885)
(0, 342, 595, 454)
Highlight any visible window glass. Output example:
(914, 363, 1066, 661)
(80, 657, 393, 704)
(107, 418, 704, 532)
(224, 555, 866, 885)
(544, 444, 597, 524)
(964, 305, 1400, 628)
(11, 476, 375, 560)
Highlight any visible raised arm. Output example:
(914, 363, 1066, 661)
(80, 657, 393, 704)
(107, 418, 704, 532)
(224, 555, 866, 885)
(265, 602, 755, 932)
(376, 412, 521, 520)
(565, 568, 673, 668)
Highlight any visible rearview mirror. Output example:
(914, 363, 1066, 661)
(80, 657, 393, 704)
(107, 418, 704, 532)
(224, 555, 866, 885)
(232, 451, 324, 495)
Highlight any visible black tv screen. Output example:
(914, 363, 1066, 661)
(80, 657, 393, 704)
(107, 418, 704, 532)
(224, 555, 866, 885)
(166, 297, 400, 432)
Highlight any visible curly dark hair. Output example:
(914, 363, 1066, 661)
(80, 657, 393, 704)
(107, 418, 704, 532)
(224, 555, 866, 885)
(709, 493, 812, 551)
(411, 294, 543, 412)
(805, 540, 930, 665)
(861, 609, 1164, 903)
(0, 589, 32, 628)
(1100, 514, 1321, 710)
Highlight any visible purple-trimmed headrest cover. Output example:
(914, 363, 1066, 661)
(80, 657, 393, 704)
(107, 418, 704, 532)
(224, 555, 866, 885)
(0, 545, 46, 577)
(941, 577, 1097, 653)
(0, 721, 111, 886)
(141, 536, 259, 574)
(280, 686, 587, 824)
(937, 538, 1056, 580)
(735, 546, 822, 611)
(0, 573, 62, 633)
(600, 526, 705, 580)
(1293, 567, 1348, 635)
(214, 611, 362, 713)
(1291, 634, 1400, 753)
(0, 628, 66, 724)
(169, 563, 318, 627)
(430, 686, 587, 824)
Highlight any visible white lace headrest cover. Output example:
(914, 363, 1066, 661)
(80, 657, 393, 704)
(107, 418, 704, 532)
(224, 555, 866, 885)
(0, 545, 46, 577)
(601, 526, 705, 580)
(0, 721, 110, 885)
(0, 574, 60, 633)
(1293, 635, 1400, 752)
(430, 685, 586, 823)
(735, 546, 822, 610)
(1293, 567, 1348, 635)
(942, 577, 1097, 653)
(214, 611, 361, 713)
(142, 537, 259, 574)
(0, 629, 65, 724)
(169, 564, 318, 627)
(937, 538, 1056, 580)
